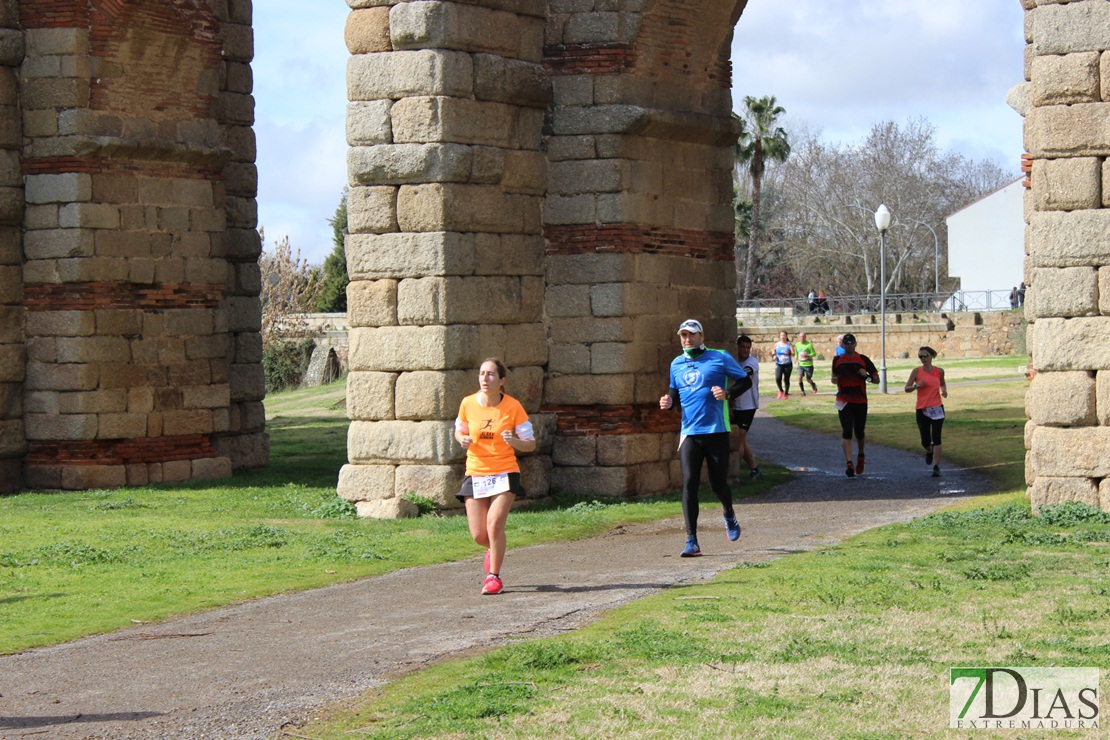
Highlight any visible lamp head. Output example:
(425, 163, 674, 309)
(874, 204, 892, 232)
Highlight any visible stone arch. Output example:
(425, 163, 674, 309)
(0, 0, 1105, 511)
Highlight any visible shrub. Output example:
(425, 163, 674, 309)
(263, 337, 317, 393)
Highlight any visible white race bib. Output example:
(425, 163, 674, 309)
(472, 473, 511, 498)
(922, 405, 945, 420)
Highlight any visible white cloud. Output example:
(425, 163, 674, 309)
(731, 0, 1025, 165)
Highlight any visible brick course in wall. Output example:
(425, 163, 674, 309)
(544, 223, 734, 261)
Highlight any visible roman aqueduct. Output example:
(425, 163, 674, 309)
(0, 0, 1106, 515)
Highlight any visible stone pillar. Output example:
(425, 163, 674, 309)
(541, 2, 744, 495)
(1019, 0, 1110, 509)
(339, 0, 550, 517)
(17, 0, 264, 489)
(0, 1, 22, 492)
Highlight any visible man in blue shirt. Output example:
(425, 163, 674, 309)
(659, 319, 751, 557)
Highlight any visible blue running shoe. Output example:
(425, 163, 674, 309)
(680, 536, 701, 557)
(724, 514, 741, 541)
(749, 467, 764, 480)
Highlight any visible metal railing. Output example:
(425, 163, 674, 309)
(737, 290, 1021, 321)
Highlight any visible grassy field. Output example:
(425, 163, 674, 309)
(0, 380, 784, 655)
(296, 357, 1110, 738)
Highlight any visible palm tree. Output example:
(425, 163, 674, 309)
(735, 95, 790, 301)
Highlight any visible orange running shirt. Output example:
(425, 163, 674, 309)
(456, 393, 530, 477)
(914, 365, 944, 410)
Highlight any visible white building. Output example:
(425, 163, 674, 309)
(945, 177, 1025, 303)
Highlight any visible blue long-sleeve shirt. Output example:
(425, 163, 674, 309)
(668, 349, 748, 435)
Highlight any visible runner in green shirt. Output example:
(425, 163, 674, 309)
(793, 331, 819, 396)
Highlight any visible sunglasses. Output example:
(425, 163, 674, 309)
(918, 354, 931, 358)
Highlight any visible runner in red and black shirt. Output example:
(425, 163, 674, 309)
(830, 333, 878, 477)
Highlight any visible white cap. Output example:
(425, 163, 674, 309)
(677, 319, 703, 334)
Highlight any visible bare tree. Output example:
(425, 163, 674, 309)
(760, 118, 1012, 298)
(258, 229, 323, 345)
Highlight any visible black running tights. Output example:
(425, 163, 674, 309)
(679, 432, 734, 536)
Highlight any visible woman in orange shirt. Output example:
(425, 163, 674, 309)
(454, 358, 536, 595)
(904, 346, 948, 477)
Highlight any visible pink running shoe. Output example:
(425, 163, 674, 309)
(481, 574, 503, 595)
(483, 549, 491, 574)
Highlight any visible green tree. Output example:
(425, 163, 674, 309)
(734, 95, 791, 301)
(316, 187, 349, 312)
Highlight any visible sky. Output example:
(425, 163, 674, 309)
(252, 0, 1027, 266)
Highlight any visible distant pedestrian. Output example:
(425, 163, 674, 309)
(816, 290, 830, 314)
(773, 330, 794, 399)
(730, 334, 764, 480)
(1009, 286, 1019, 309)
(834, 334, 846, 357)
(660, 319, 751, 557)
(807, 289, 817, 314)
(454, 358, 536, 595)
(831, 333, 878, 477)
(1018, 281, 1026, 307)
(793, 331, 818, 395)
(904, 346, 947, 477)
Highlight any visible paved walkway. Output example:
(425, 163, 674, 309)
(0, 411, 993, 739)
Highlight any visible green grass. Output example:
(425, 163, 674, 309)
(0, 378, 782, 655)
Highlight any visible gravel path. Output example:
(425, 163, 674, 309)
(0, 409, 994, 739)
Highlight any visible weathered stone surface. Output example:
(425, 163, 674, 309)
(1026, 370, 1096, 426)
(357, 497, 419, 519)
(472, 53, 549, 108)
(394, 464, 460, 508)
(337, 462, 394, 502)
(1097, 370, 1110, 426)
(1028, 476, 1100, 511)
(347, 278, 397, 327)
(1027, 210, 1110, 267)
(396, 184, 540, 234)
(552, 436, 597, 466)
(544, 374, 635, 405)
(347, 50, 473, 101)
(1031, 318, 1110, 370)
(1033, 1, 1110, 55)
(349, 325, 480, 372)
(396, 276, 542, 325)
(473, 233, 544, 277)
(1100, 267, 1110, 315)
(1026, 103, 1110, 157)
(390, 96, 518, 148)
(597, 433, 661, 466)
(503, 324, 548, 370)
(551, 464, 634, 497)
(591, 341, 656, 374)
(390, 2, 539, 62)
(1031, 156, 1100, 211)
(349, 143, 485, 186)
(394, 369, 471, 420)
(1030, 426, 1110, 477)
(346, 232, 476, 279)
(347, 186, 397, 234)
(346, 371, 396, 420)
(346, 7, 391, 54)
(1026, 267, 1098, 318)
(1032, 51, 1100, 105)
(346, 100, 393, 145)
(348, 419, 456, 464)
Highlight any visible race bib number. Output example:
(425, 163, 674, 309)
(922, 405, 945, 420)
(472, 473, 510, 498)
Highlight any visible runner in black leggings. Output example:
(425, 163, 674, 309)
(773, 330, 794, 398)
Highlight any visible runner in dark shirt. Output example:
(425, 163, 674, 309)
(830, 333, 878, 477)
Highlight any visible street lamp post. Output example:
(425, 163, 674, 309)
(874, 204, 891, 394)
